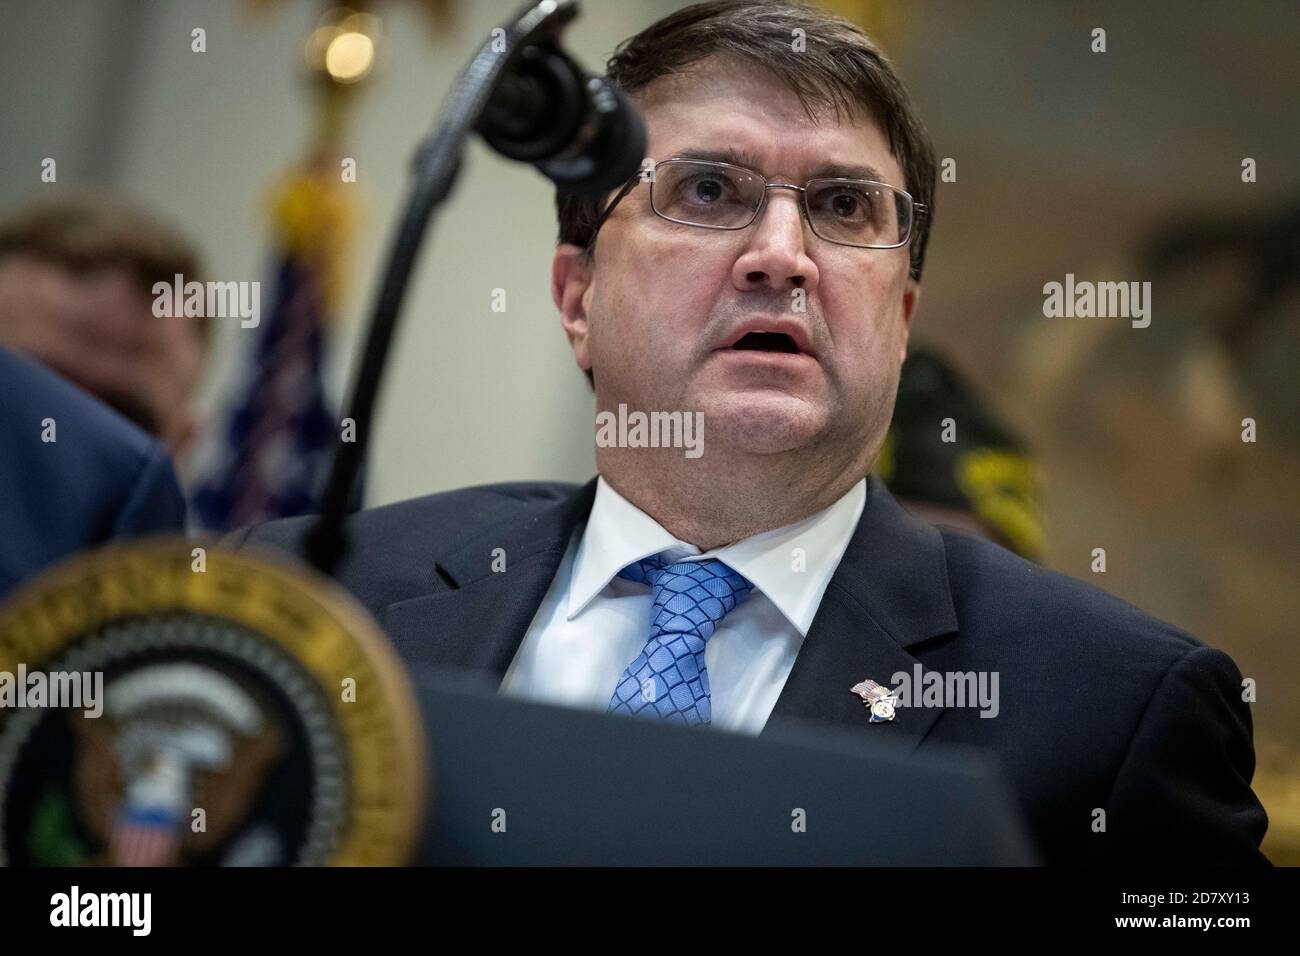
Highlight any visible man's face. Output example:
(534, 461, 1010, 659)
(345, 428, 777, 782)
(0, 253, 206, 456)
(555, 57, 920, 462)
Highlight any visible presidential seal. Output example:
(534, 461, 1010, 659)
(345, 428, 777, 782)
(0, 538, 426, 866)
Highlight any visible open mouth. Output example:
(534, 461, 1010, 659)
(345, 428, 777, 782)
(729, 331, 800, 354)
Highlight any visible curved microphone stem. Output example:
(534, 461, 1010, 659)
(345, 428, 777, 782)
(304, 0, 579, 575)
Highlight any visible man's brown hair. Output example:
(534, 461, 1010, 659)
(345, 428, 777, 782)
(0, 192, 207, 340)
(555, 0, 937, 389)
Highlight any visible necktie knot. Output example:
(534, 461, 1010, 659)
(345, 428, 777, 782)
(618, 555, 754, 640)
(608, 556, 754, 725)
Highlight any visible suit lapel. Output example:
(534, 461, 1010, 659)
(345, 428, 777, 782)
(383, 479, 598, 677)
(764, 476, 958, 753)
(382, 474, 959, 753)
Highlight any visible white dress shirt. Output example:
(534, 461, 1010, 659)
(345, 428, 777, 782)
(499, 475, 866, 734)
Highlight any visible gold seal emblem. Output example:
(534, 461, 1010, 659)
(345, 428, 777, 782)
(0, 538, 426, 866)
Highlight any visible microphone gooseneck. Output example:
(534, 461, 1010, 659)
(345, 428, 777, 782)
(305, 0, 645, 575)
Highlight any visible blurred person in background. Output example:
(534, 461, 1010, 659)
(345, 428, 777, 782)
(0, 346, 188, 598)
(0, 194, 205, 596)
(0, 193, 210, 457)
(879, 347, 1043, 561)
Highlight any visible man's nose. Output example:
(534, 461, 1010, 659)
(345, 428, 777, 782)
(731, 187, 820, 294)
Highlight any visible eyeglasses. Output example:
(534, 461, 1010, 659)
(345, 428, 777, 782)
(585, 158, 927, 253)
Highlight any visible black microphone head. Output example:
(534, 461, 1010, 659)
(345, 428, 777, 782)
(542, 75, 646, 196)
(477, 44, 646, 195)
(476, 44, 586, 164)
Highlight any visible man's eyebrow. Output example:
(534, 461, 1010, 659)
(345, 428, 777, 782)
(667, 147, 889, 185)
(808, 159, 889, 184)
(669, 146, 768, 170)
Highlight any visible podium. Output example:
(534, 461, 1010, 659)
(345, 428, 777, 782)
(413, 669, 1039, 865)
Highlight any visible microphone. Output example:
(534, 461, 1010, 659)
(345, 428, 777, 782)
(307, 0, 644, 575)
(476, 43, 646, 195)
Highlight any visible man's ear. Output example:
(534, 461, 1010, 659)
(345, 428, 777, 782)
(899, 277, 921, 364)
(553, 243, 594, 373)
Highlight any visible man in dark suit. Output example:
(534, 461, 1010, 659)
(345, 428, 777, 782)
(0, 347, 188, 599)
(229, 0, 1268, 864)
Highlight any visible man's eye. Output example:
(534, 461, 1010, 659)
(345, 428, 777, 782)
(677, 175, 738, 205)
(820, 188, 872, 220)
(670, 174, 754, 208)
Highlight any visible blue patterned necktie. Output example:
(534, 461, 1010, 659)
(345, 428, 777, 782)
(607, 555, 755, 726)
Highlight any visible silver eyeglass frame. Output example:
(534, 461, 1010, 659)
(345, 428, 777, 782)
(584, 157, 928, 253)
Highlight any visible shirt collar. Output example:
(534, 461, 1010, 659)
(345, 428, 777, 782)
(566, 474, 867, 636)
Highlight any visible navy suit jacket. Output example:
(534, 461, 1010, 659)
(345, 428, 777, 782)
(228, 476, 1269, 865)
(0, 348, 188, 600)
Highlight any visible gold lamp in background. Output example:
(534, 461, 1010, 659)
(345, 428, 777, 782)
(246, 0, 459, 174)
(294, 6, 381, 246)
(307, 8, 381, 86)
(252, 2, 401, 325)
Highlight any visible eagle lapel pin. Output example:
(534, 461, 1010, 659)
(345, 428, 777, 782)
(850, 678, 899, 722)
